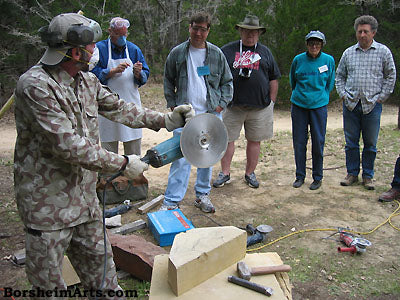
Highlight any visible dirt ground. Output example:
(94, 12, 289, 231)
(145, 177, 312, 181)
(1, 88, 400, 299)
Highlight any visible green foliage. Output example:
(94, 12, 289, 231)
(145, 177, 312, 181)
(0, 0, 399, 106)
(276, 75, 292, 107)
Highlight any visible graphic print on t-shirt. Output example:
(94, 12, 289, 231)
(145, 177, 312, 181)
(233, 50, 260, 70)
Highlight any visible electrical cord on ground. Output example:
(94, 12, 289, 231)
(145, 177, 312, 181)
(246, 200, 400, 252)
(189, 213, 224, 227)
(98, 171, 123, 298)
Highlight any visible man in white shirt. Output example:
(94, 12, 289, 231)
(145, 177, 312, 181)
(160, 11, 233, 213)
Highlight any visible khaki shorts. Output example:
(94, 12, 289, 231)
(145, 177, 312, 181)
(222, 102, 274, 142)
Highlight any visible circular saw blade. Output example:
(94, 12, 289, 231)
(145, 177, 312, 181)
(181, 113, 228, 168)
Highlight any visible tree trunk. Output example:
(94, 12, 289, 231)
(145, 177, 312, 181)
(398, 105, 400, 129)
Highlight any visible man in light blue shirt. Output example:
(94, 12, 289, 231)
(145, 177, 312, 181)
(336, 15, 396, 190)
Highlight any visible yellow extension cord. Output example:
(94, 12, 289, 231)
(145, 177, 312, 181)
(247, 200, 400, 252)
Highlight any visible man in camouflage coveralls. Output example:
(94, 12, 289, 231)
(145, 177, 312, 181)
(14, 13, 194, 299)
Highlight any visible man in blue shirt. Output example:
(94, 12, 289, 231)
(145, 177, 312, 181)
(92, 17, 150, 156)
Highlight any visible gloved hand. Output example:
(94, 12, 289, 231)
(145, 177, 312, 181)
(123, 155, 149, 180)
(164, 104, 195, 131)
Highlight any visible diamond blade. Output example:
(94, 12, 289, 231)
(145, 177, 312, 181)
(181, 113, 228, 168)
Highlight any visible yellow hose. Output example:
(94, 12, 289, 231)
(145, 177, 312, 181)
(247, 200, 400, 252)
(0, 94, 15, 119)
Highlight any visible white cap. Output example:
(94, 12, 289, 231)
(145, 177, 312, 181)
(305, 30, 326, 45)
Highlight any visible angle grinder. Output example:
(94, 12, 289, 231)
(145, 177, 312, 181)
(246, 224, 274, 247)
(337, 231, 372, 254)
(141, 113, 228, 168)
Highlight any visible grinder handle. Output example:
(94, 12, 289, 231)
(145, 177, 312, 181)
(251, 264, 292, 275)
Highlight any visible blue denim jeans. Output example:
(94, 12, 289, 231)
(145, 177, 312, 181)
(343, 101, 382, 179)
(163, 113, 220, 205)
(391, 156, 400, 189)
(291, 104, 327, 181)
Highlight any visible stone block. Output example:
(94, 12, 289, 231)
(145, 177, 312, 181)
(109, 233, 167, 281)
(168, 226, 246, 296)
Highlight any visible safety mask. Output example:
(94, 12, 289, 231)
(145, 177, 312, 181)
(116, 35, 127, 47)
(88, 46, 99, 71)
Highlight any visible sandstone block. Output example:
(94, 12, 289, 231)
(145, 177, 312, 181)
(168, 226, 246, 296)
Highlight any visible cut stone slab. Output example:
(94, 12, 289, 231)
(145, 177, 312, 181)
(12, 249, 80, 286)
(109, 233, 167, 281)
(137, 195, 164, 214)
(168, 226, 246, 296)
(109, 219, 146, 235)
(105, 215, 122, 228)
(12, 248, 26, 265)
(62, 255, 80, 286)
(150, 252, 291, 300)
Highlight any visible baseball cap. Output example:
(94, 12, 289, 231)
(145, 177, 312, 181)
(305, 30, 326, 45)
(39, 13, 102, 65)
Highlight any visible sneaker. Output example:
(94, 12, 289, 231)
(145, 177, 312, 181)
(194, 194, 215, 213)
(379, 188, 400, 202)
(159, 203, 179, 211)
(340, 174, 358, 186)
(309, 180, 322, 190)
(362, 178, 375, 190)
(293, 178, 304, 188)
(245, 172, 259, 188)
(213, 172, 231, 188)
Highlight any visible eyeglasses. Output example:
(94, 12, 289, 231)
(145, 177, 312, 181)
(307, 41, 322, 47)
(191, 26, 209, 33)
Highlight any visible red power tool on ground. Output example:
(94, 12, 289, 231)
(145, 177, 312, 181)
(337, 229, 372, 254)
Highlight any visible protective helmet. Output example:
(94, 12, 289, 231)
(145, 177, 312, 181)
(39, 13, 102, 65)
(305, 30, 326, 45)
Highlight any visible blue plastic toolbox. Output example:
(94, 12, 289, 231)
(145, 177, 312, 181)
(147, 209, 195, 246)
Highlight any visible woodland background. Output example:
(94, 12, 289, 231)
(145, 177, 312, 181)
(0, 0, 399, 108)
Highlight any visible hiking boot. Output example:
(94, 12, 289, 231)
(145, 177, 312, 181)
(194, 194, 215, 213)
(293, 178, 304, 188)
(245, 172, 259, 188)
(379, 188, 400, 202)
(340, 174, 358, 186)
(309, 180, 322, 190)
(159, 203, 179, 211)
(362, 178, 375, 190)
(213, 172, 231, 188)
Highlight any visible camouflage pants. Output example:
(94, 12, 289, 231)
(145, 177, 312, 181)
(25, 220, 125, 300)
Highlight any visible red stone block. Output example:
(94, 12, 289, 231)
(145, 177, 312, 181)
(108, 233, 167, 281)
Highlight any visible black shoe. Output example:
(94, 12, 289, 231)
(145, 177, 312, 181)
(309, 180, 322, 190)
(293, 178, 304, 188)
(213, 172, 231, 188)
(245, 172, 259, 188)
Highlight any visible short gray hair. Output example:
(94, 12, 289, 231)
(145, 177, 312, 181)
(354, 15, 378, 32)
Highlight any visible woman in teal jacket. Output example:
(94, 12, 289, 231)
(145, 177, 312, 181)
(290, 31, 335, 190)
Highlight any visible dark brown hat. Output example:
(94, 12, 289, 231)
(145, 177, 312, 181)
(235, 14, 266, 34)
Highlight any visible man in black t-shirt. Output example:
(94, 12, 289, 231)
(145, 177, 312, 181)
(213, 14, 280, 189)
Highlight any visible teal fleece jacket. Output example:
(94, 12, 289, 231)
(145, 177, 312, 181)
(289, 52, 335, 109)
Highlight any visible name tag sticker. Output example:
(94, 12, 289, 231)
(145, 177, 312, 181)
(197, 65, 210, 76)
(319, 65, 328, 73)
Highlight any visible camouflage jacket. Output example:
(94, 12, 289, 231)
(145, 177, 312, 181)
(14, 64, 165, 230)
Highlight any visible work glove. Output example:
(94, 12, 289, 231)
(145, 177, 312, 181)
(123, 155, 149, 180)
(164, 104, 195, 131)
